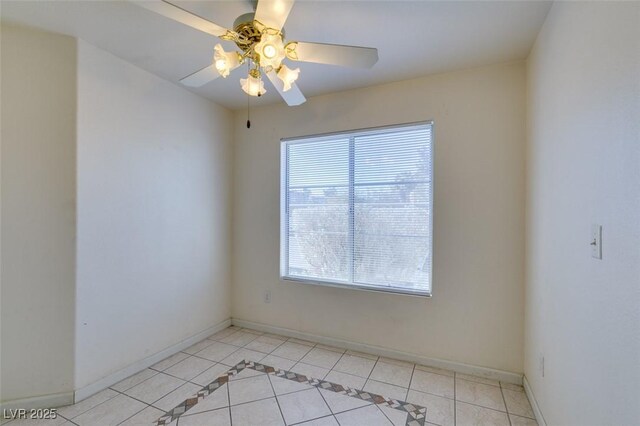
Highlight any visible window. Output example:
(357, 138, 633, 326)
(280, 122, 433, 296)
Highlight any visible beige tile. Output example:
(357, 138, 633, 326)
(191, 363, 231, 386)
(124, 372, 185, 405)
(287, 337, 316, 346)
(414, 364, 455, 377)
(154, 382, 202, 411)
(369, 361, 413, 388)
(297, 415, 339, 426)
(151, 352, 190, 371)
(291, 362, 330, 380)
(244, 335, 286, 353)
(179, 407, 231, 426)
(57, 388, 118, 419)
(230, 397, 284, 426)
(300, 347, 343, 369)
(195, 342, 239, 362)
(228, 367, 265, 381)
(111, 368, 158, 392)
(363, 379, 408, 401)
(219, 348, 265, 367)
(182, 339, 215, 355)
(456, 379, 506, 411)
(510, 414, 539, 426)
(457, 373, 500, 387)
(333, 353, 376, 378)
(324, 370, 366, 390)
(187, 384, 229, 415)
(315, 344, 345, 353)
(345, 350, 378, 360)
(501, 382, 525, 392)
(409, 369, 454, 399)
(379, 357, 414, 368)
(119, 406, 165, 425)
(208, 327, 241, 341)
(260, 354, 297, 371)
(334, 405, 392, 425)
(262, 332, 288, 340)
(318, 388, 371, 414)
(239, 328, 263, 335)
(378, 404, 410, 425)
(503, 388, 535, 418)
(456, 401, 509, 426)
(221, 330, 260, 347)
(269, 374, 314, 395)
(228, 374, 274, 405)
(164, 356, 215, 381)
(406, 390, 454, 426)
(277, 388, 331, 425)
(272, 341, 314, 361)
(73, 394, 146, 426)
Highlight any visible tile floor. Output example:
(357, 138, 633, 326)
(2, 326, 537, 426)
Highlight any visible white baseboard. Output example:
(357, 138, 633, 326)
(0, 391, 74, 412)
(74, 318, 231, 403)
(523, 375, 546, 426)
(232, 318, 523, 385)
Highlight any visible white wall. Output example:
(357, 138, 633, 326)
(75, 40, 233, 389)
(1, 24, 77, 404)
(525, 2, 640, 425)
(232, 62, 526, 374)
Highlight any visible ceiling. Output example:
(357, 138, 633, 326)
(1, 0, 552, 110)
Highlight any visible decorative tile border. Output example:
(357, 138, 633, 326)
(156, 360, 427, 426)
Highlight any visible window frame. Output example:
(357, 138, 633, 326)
(280, 121, 434, 297)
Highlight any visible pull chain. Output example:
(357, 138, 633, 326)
(246, 61, 251, 129)
(247, 90, 251, 129)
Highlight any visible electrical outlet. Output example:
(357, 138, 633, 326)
(263, 290, 271, 304)
(539, 355, 545, 378)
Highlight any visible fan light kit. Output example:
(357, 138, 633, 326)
(135, 0, 378, 123)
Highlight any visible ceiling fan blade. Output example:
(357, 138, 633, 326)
(134, 0, 233, 37)
(180, 62, 240, 87)
(266, 70, 306, 106)
(287, 42, 378, 68)
(254, 0, 295, 32)
(180, 65, 220, 87)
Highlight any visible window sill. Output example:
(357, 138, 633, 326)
(281, 276, 432, 298)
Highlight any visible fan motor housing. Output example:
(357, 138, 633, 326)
(232, 12, 284, 52)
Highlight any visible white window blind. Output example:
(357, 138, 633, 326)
(281, 122, 433, 296)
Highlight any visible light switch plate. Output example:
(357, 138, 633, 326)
(591, 224, 602, 259)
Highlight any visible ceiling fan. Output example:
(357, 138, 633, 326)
(134, 0, 378, 107)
